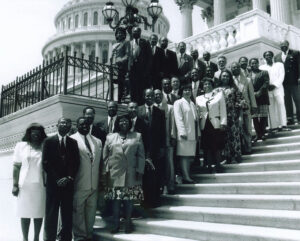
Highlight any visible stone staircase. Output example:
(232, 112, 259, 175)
(94, 127, 300, 241)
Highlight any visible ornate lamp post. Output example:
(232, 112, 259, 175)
(102, 0, 163, 39)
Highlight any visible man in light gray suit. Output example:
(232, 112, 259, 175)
(70, 117, 102, 241)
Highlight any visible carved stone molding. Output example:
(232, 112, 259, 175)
(174, 0, 197, 10)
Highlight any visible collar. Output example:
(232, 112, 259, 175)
(57, 133, 66, 144)
(282, 49, 289, 55)
(145, 104, 153, 109)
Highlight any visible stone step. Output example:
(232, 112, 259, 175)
(162, 194, 300, 211)
(93, 229, 197, 241)
(242, 150, 300, 162)
(223, 160, 300, 173)
(266, 128, 300, 138)
(253, 134, 300, 146)
(175, 182, 300, 195)
(192, 170, 300, 183)
(152, 206, 300, 229)
(134, 218, 300, 241)
(252, 142, 300, 154)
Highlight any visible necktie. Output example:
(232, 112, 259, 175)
(147, 106, 152, 122)
(108, 118, 113, 133)
(84, 135, 93, 162)
(60, 137, 66, 158)
(167, 94, 171, 103)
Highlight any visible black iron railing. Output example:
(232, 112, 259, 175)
(0, 48, 119, 117)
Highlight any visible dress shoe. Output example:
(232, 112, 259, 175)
(110, 226, 120, 234)
(125, 222, 133, 234)
(287, 120, 295, 125)
(182, 179, 195, 184)
(168, 189, 176, 195)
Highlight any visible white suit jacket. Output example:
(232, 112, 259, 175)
(70, 132, 102, 191)
(174, 97, 200, 141)
(260, 62, 285, 97)
(196, 91, 227, 130)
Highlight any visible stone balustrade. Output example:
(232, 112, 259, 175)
(169, 9, 300, 55)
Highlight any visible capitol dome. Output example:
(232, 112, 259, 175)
(42, 0, 170, 63)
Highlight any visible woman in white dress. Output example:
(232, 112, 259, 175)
(12, 123, 47, 241)
(174, 84, 200, 183)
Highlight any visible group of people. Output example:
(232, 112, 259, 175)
(12, 36, 300, 240)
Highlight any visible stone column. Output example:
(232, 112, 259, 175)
(175, 0, 196, 39)
(270, 0, 291, 25)
(252, 0, 267, 11)
(108, 41, 113, 63)
(82, 42, 87, 58)
(214, 0, 226, 26)
(95, 41, 101, 62)
(70, 44, 75, 56)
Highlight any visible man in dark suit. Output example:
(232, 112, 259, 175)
(191, 68, 204, 101)
(43, 118, 80, 241)
(177, 42, 193, 84)
(160, 37, 178, 79)
(275, 40, 300, 124)
(202, 51, 218, 76)
(83, 106, 106, 146)
(111, 27, 130, 102)
(191, 50, 206, 81)
(97, 101, 118, 144)
(127, 101, 147, 143)
(239, 56, 250, 77)
(138, 89, 166, 208)
(128, 27, 152, 105)
(162, 78, 179, 105)
(149, 34, 165, 90)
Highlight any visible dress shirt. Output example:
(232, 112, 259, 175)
(58, 133, 66, 146)
(145, 104, 153, 114)
(130, 116, 137, 132)
(89, 124, 93, 135)
(108, 116, 117, 132)
(192, 81, 200, 98)
(281, 49, 289, 63)
(205, 61, 210, 67)
(172, 89, 179, 96)
(78, 133, 94, 158)
(152, 45, 156, 55)
(163, 92, 172, 102)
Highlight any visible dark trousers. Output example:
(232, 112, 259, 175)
(284, 85, 300, 121)
(253, 117, 268, 139)
(112, 200, 133, 227)
(44, 186, 73, 241)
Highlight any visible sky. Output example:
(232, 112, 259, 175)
(0, 0, 203, 87)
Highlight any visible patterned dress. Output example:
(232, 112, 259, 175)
(215, 87, 245, 163)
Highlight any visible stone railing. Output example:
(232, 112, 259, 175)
(169, 9, 300, 55)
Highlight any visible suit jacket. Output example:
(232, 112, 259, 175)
(150, 46, 165, 89)
(97, 116, 118, 145)
(196, 91, 227, 130)
(177, 53, 193, 82)
(131, 117, 147, 145)
(275, 49, 300, 86)
(70, 132, 102, 191)
(162, 48, 178, 79)
(163, 91, 179, 105)
(137, 105, 166, 160)
(155, 101, 176, 147)
(103, 132, 145, 187)
(193, 59, 206, 81)
(111, 40, 130, 83)
(90, 124, 107, 147)
(249, 70, 270, 105)
(201, 60, 218, 75)
(173, 98, 201, 141)
(233, 74, 257, 112)
(128, 38, 152, 88)
(42, 134, 80, 189)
